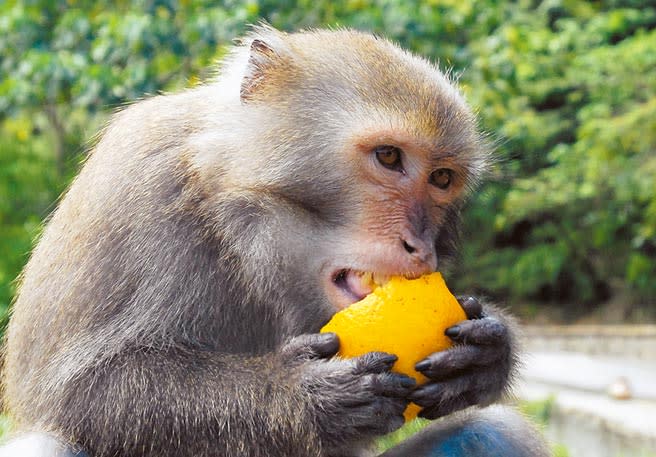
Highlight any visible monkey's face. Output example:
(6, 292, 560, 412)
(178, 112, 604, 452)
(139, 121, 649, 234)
(321, 126, 475, 311)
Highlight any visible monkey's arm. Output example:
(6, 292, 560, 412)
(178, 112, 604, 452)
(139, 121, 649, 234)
(56, 335, 412, 457)
(54, 346, 317, 457)
(409, 298, 518, 419)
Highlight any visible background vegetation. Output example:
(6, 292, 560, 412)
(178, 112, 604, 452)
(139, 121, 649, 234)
(1, 0, 655, 330)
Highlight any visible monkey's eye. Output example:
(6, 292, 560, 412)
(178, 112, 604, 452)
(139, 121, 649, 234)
(429, 168, 452, 189)
(374, 145, 404, 172)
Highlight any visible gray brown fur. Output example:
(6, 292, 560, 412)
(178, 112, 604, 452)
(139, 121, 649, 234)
(3, 26, 531, 457)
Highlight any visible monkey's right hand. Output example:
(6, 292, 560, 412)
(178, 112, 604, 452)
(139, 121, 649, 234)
(279, 333, 415, 452)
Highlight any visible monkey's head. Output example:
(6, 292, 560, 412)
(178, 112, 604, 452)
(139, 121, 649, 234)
(191, 26, 489, 313)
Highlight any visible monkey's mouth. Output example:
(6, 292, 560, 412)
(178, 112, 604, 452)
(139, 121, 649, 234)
(331, 269, 390, 307)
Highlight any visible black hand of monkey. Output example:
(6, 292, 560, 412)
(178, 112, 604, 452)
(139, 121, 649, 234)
(408, 297, 516, 420)
(280, 332, 341, 363)
(284, 334, 415, 450)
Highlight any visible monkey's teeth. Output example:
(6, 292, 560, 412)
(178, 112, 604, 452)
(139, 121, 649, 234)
(345, 271, 375, 301)
(359, 272, 374, 287)
(372, 273, 391, 286)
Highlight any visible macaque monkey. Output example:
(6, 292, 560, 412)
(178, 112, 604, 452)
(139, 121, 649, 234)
(2, 26, 548, 457)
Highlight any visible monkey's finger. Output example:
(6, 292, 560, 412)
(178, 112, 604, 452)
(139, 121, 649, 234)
(417, 392, 477, 420)
(368, 372, 416, 398)
(410, 380, 470, 408)
(410, 370, 504, 408)
(352, 352, 397, 375)
(414, 345, 501, 380)
(456, 296, 483, 319)
(355, 416, 405, 437)
(280, 333, 340, 361)
(444, 316, 508, 346)
(353, 398, 407, 435)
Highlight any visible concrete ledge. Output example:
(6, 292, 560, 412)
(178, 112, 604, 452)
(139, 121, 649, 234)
(517, 349, 656, 457)
(523, 351, 656, 401)
(522, 325, 656, 362)
(518, 382, 656, 457)
(524, 325, 656, 337)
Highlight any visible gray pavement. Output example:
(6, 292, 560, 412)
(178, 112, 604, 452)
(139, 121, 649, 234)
(522, 351, 656, 402)
(516, 350, 656, 457)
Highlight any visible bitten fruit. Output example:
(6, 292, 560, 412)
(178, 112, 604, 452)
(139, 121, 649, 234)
(321, 272, 466, 420)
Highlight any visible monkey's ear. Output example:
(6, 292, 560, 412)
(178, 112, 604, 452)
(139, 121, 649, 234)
(240, 39, 279, 103)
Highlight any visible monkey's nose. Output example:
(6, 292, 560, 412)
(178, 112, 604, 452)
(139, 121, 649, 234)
(400, 235, 437, 271)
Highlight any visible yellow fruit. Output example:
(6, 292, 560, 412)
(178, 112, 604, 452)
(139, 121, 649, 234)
(320, 272, 466, 420)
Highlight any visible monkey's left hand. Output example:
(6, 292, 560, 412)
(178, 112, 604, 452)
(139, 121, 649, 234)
(408, 297, 518, 420)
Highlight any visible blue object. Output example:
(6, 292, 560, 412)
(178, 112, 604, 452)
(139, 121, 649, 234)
(430, 422, 519, 457)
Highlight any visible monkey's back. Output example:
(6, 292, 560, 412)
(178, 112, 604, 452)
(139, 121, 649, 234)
(3, 90, 226, 424)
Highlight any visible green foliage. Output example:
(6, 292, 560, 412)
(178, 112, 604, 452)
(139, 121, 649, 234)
(520, 396, 557, 426)
(449, 1, 656, 311)
(0, 0, 260, 326)
(0, 119, 59, 326)
(552, 444, 571, 457)
(1, 0, 655, 327)
(0, 414, 12, 444)
(520, 398, 571, 456)
(375, 418, 429, 452)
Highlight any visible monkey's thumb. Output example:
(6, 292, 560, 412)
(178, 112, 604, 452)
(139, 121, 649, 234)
(280, 333, 340, 362)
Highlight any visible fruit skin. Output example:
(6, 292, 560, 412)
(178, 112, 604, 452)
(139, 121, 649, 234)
(320, 272, 466, 420)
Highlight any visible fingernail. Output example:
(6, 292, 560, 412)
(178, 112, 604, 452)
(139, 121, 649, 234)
(445, 325, 461, 338)
(415, 360, 431, 372)
(382, 353, 398, 363)
(399, 376, 416, 388)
